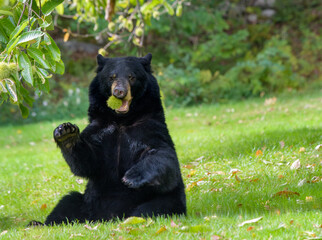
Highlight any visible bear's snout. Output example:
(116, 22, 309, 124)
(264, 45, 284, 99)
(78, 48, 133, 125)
(113, 86, 127, 99)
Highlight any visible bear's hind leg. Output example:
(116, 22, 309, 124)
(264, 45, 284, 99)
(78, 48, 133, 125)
(130, 193, 186, 218)
(45, 191, 87, 225)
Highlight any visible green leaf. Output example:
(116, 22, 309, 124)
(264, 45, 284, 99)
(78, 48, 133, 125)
(17, 30, 44, 46)
(0, 80, 8, 93)
(0, 26, 9, 43)
(6, 35, 21, 54)
(19, 85, 34, 107)
(4, 78, 18, 102)
(55, 59, 65, 75)
(9, 18, 30, 40)
(42, 0, 64, 16)
(19, 103, 29, 118)
(44, 33, 61, 61)
(55, 3, 64, 15)
(0, 10, 13, 16)
(0, 18, 15, 37)
(121, 217, 146, 225)
(163, 1, 174, 16)
(179, 225, 211, 233)
(45, 15, 54, 31)
(27, 47, 51, 69)
(18, 52, 33, 86)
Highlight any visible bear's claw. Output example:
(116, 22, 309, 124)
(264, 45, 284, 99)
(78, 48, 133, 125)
(54, 122, 79, 143)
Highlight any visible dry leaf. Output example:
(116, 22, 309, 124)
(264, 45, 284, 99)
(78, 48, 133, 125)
(299, 147, 306, 153)
(40, 203, 47, 210)
(155, 226, 167, 235)
(290, 220, 294, 224)
(84, 224, 99, 230)
(273, 190, 300, 198)
(230, 169, 241, 175)
(238, 216, 263, 227)
(170, 219, 178, 228)
(250, 178, 259, 183)
(298, 178, 306, 186)
(290, 159, 301, 170)
(70, 233, 84, 238)
(278, 175, 284, 179)
(235, 174, 242, 182)
(315, 144, 322, 151)
(76, 179, 84, 184)
(211, 235, 221, 240)
(305, 196, 313, 202)
(247, 226, 254, 231)
(256, 150, 263, 156)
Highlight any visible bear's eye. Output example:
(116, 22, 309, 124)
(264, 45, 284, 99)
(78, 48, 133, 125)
(110, 74, 116, 81)
(128, 74, 135, 83)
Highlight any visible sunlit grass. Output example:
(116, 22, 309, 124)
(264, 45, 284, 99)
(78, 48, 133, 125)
(0, 91, 321, 239)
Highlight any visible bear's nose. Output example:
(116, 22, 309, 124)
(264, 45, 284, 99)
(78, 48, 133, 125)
(113, 86, 127, 99)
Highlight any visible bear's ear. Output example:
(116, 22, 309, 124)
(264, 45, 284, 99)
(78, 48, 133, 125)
(139, 53, 152, 72)
(97, 54, 106, 66)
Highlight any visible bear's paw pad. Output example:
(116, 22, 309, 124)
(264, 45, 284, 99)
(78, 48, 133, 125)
(54, 122, 79, 142)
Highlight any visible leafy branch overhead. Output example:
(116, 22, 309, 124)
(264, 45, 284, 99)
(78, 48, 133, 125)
(59, 0, 184, 49)
(0, 0, 64, 118)
(0, 0, 184, 118)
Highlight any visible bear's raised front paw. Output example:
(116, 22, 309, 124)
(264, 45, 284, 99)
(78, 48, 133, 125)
(54, 122, 79, 145)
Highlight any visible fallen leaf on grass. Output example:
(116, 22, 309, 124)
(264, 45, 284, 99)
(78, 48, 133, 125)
(70, 233, 84, 238)
(84, 224, 99, 230)
(273, 190, 300, 198)
(155, 226, 167, 235)
(76, 179, 84, 184)
(211, 235, 221, 240)
(235, 174, 242, 182)
(121, 217, 146, 225)
(299, 147, 306, 153)
(250, 178, 259, 183)
(315, 144, 322, 151)
(290, 159, 301, 170)
(171, 219, 178, 228)
(305, 196, 313, 202)
(238, 216, 263, 227)
(276, 222, 287, 230)
(298, 178, 306, 186)
(180, 225, 211, 233)
(256, 150, 263, 156)
(40, 204, 47, 210)
(247, 226, 254, 231)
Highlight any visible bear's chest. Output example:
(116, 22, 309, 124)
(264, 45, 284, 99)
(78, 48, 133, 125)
(99, 124, 149, 173)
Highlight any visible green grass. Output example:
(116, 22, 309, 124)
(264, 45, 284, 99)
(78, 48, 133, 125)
(0, 92, 321, 239)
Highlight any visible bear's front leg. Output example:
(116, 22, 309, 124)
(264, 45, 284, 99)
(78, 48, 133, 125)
(122, 149, 179, 192)
(54, 122, 80, 149)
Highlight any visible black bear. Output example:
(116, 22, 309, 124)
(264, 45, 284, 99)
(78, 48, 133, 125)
(35, 53, 186, 225)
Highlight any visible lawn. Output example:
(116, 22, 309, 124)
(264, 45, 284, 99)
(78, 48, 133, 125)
(0, 91, 321, 239)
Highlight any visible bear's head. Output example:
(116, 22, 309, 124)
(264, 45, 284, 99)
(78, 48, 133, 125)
(88, 53, 163, 122)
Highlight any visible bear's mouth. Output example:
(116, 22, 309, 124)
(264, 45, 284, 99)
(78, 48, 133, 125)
(115, 90, 132, 114)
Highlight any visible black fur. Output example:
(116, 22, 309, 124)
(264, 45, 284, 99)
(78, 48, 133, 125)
(35, 54, 186, 225)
